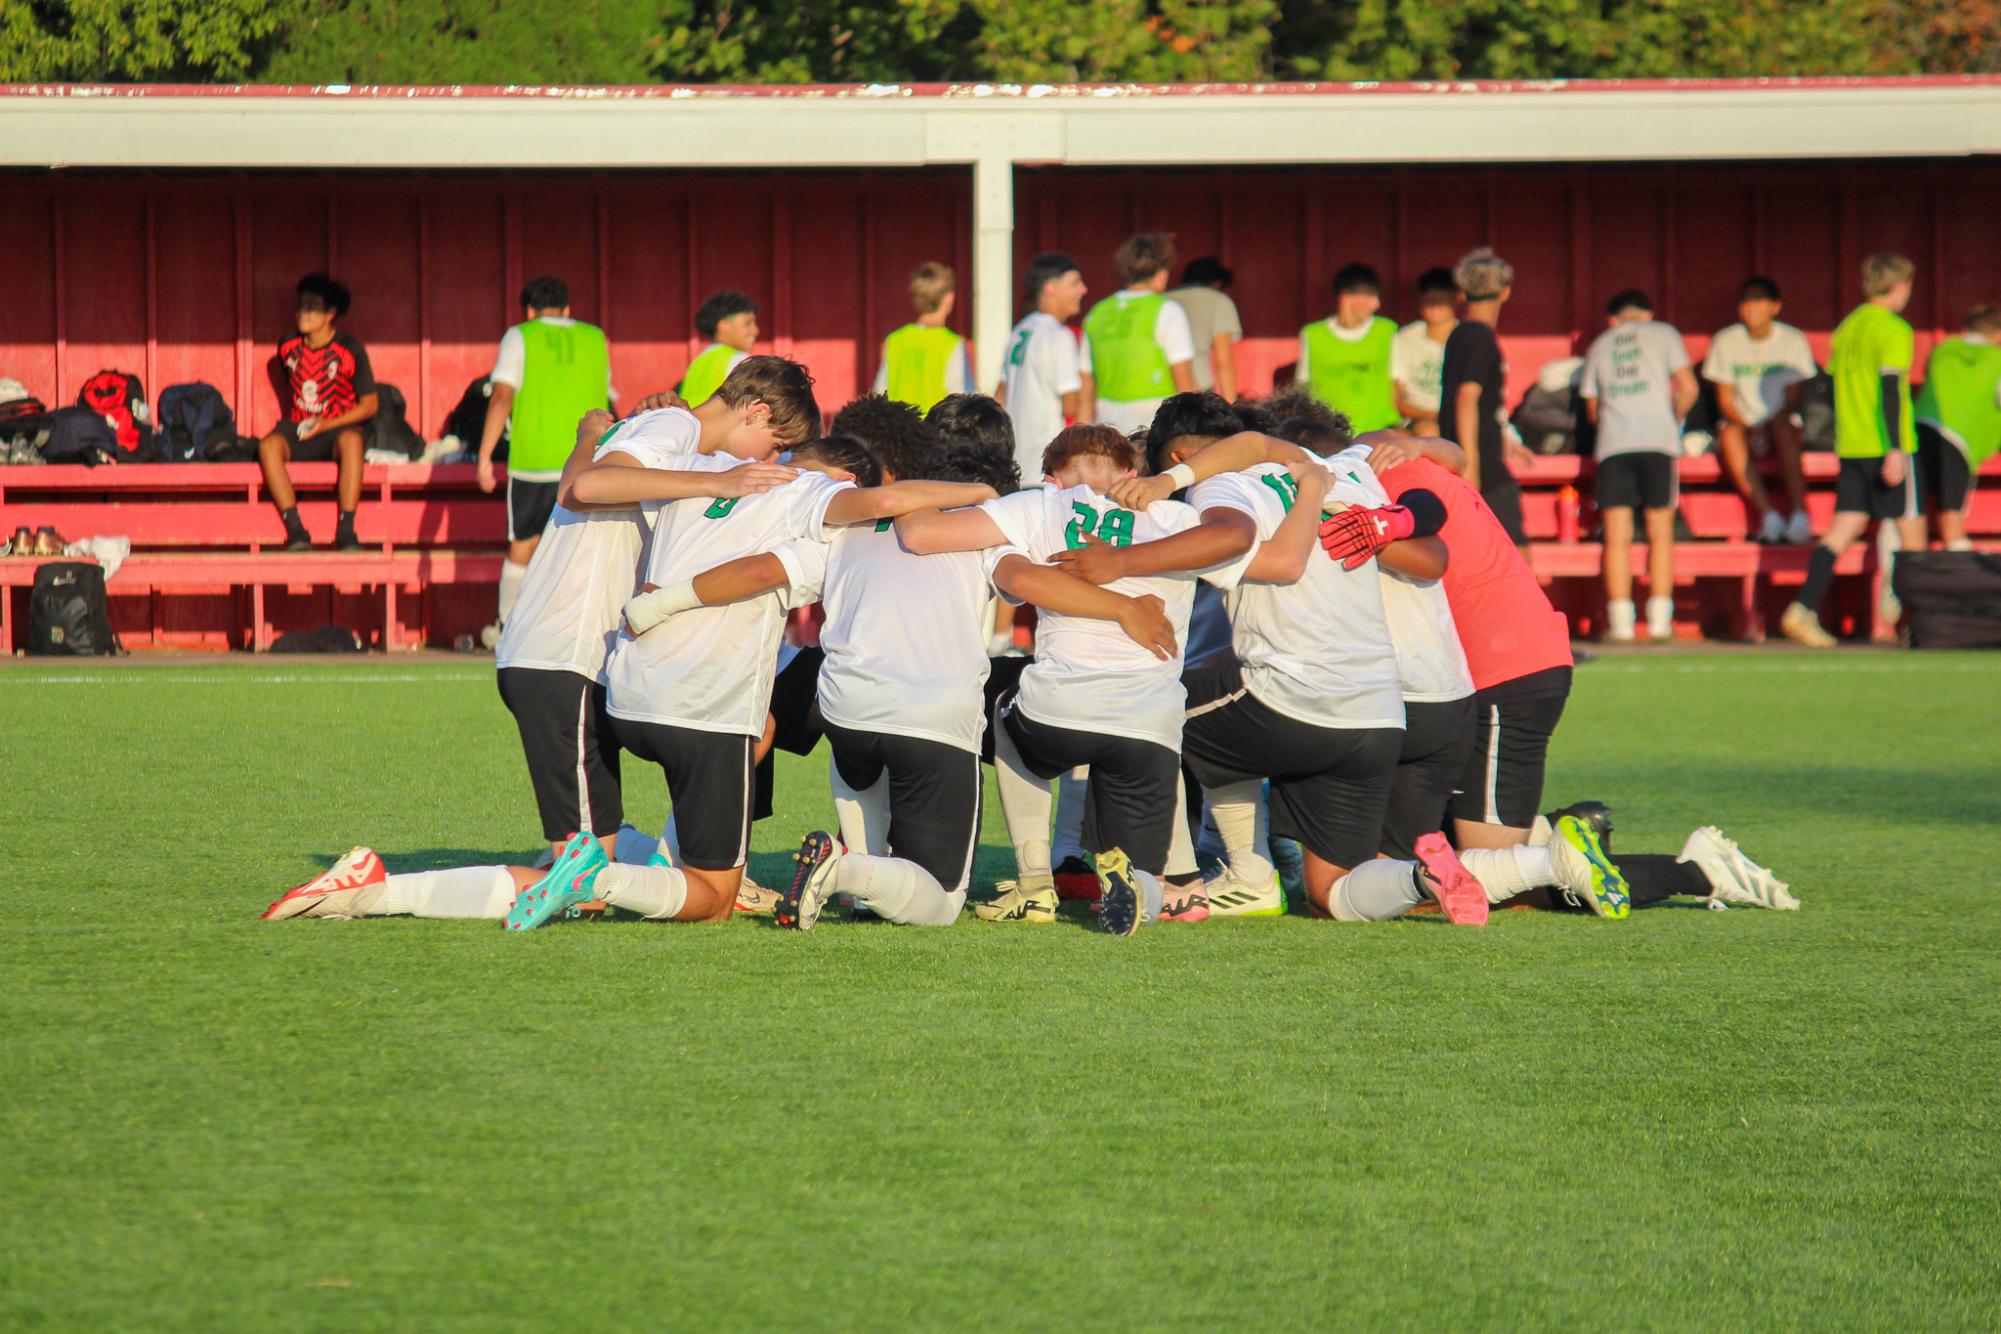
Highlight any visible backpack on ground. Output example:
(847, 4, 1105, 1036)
(1892, 551, 2001, 649)
(78, 369, 153, 459)
(370, 383, 424, 460)
(28, 561, 120, 655)
(270, 624, 364, 653)
(156, 382, 239, 462)
(40, 406, 120, 465)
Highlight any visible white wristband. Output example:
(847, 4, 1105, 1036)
(623, 580, 701, 636)
(1165, 462, 1197, 490)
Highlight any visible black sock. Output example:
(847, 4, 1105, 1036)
(335, 509, 357, 536)
(1620, 854, 1711, 906)
(1796, 544, 1838, 613)
(280, 506, 308, 536)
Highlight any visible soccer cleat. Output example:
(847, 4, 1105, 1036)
(1547, 814, 1631, 919)
(504, 831, 607, 931)
(1780, 602, 1837, 648)
(1095, 848, 1141, 936)
(734, 874, 782, 917)
(1546, 800, 1615, 849)
(974, 875, 1058, 923)
(1206, 866, 1286, 918)
(1158, 881, 1210, 923)
(262, 846, 386, 920)
(1414, 833, 1488, 926)
(777, 832, 840, 931)
(1678, 826, 1800, 910)
(1053, 854, 1099, 902)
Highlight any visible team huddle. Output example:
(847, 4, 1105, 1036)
(262, 346, 1801, 934)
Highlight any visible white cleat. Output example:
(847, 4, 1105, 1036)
(1678, 826, 1799, 910)
(262, 846, 388, 920)
(1205, 866, 1286, 918)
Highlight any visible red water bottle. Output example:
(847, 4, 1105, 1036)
(1555, 484, 1581, 543)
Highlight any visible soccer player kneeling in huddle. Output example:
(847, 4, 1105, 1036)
(897, 422, 1252, 934)
(1073, 393, 1487, 926)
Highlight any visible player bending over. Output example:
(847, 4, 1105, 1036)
(1076, 394, 1486, 926)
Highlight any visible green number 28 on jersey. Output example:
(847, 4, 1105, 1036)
(1064, 500, 1136, 549)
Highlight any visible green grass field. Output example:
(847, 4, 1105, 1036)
(4, 651, 1998, 1329)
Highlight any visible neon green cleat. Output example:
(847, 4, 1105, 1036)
(974, 874, 1058, 923)
(1206, 866, 1285, 918)
(1550, 814, 1631, 919)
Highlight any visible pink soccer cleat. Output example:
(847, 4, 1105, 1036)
(262, 847, 387, 921)
(1414, 833, 1488, 927)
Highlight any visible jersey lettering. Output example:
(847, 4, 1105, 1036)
(1259, 472, 1299, 512)
(873, 518, 893, 533)
(703, 497, 739, 519)
(1064, 500, 1138, 550)
(1007, 329, 1033, 369)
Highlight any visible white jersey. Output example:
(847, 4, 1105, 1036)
(1000, 312, 1083, 486)
(981, 484, 1244, 751)
(1317, 446, 1474, 705)
(1188, 454, 1404, 730)
(781, 524, 1020, 754)
(605, 469, 854, 736)
(493, 408, 709, 683)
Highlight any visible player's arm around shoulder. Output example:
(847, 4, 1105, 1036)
(566, 447, 797, 510)
(992, 553, 1177, 661)
(894, 493, 1015, 556)
(824, 480, 998, 528)
(1243, 465, 1329, 584)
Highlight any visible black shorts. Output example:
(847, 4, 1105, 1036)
(267, 419, 357, 463)
(507, 477, 560, 542)
(748, 646, 826, 823)
(496, 666, 623, 843)
(1481, 477, 1528, 546)
(1448, 666, 1572, 830)
(978, 654, 1032, 765)
(824, 721, 982, 892)
(1380, 694, 1478, 860)
(1595, 452, 1678, 511)
(1834, 455, 1923, 520)
(1180, 660, 1402, 872)
(1916, 424, 1972, 512)
(996, 691, 1180, 876)
(607, 717, 755, 870)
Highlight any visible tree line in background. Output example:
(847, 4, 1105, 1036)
(3, 0, 1996, 84)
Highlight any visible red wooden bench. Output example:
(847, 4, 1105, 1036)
(0, 462, 505, 651)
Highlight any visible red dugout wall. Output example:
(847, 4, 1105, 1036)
(1, 159, 1996, 432)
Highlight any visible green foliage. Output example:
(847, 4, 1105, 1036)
(1, 0, 1986, 83)
(0, 0, 285, 81)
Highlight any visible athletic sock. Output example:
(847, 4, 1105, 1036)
(1607, 598, 1636, 636)
(829, 760, 890, 857)
(1164, 772, 1201, 880)
(836, 854, 963, 926)
(374, 866, 515, 918)
(1646, 595, 1674, 635)
(1619, 853, 1711, 906)
(498, 559, 529, 626)
(1209, 780, 1275, 888)
(611, 824, 659, 865)
(1051, 768, 1089, 864)
(334, 508, 357, 540)
(1134, 868, 1165, 925)
(279, 506, 309, 541)
(595, 863, 688, 920)
(1457, 844, 1557, 903)
(993, 723, 1055, 877)
(1797, 544, 1839, 614)
(1331, 859, 1425, 922)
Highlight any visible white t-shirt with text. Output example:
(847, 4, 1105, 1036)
(1701, 321, 1818, 426)
(1000, 312, 1083, 486)
(1391, 320, 1452, 417)
(1580, 320, 1693, 458)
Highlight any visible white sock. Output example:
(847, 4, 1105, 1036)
(1646, 595, 1674, 633)
(1459, 845, 1556, 904)
(1135, 868, 1164, 925)
(836, 854, 963, 926)
(498, 559, 529, 625)
(611, 823, 659, 865)
(993, 722, 1055, 877)
(1331, 859, 1424, 922)
(1051, 767, 1089, 864)
(1165, 771, 1201, 880)
(1607, 598, 1636, 635)
(595, 863, 688, 920)
(830, 760, 890, 857)
(374, 866, 515, 919)
(1210, 780, 1274, 888)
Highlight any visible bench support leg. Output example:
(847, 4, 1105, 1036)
(384, 583, 398, 653)
(252, 582, 266, 653)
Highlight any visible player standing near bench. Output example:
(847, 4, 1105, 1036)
(1080, 234, 1197, 436)
(476, 275, 614, 646)
(678, 290, 758, 406)
(874, 263, 974, 413)
(1783, 254, 1926, 648)
(259, 273, 378, 553)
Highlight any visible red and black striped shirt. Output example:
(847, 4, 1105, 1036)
(278, 331, 375, 424)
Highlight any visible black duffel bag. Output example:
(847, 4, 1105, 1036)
(28, 561, 121, 655)
(1892, 550, 2001, 649)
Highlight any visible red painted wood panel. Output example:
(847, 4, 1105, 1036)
(0, 162, 1993, 441)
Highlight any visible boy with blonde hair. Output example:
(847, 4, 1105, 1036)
(1783, 253, 1925, 647)
(875, 262, 974, 413)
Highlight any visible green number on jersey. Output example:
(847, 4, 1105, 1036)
(703, 497, 739, 519)
(1007, 329, 1033, 369)
(874, 518, 893, 533)
(1064, 500, 1138, 550)
(1259, 472, 1299, 512)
